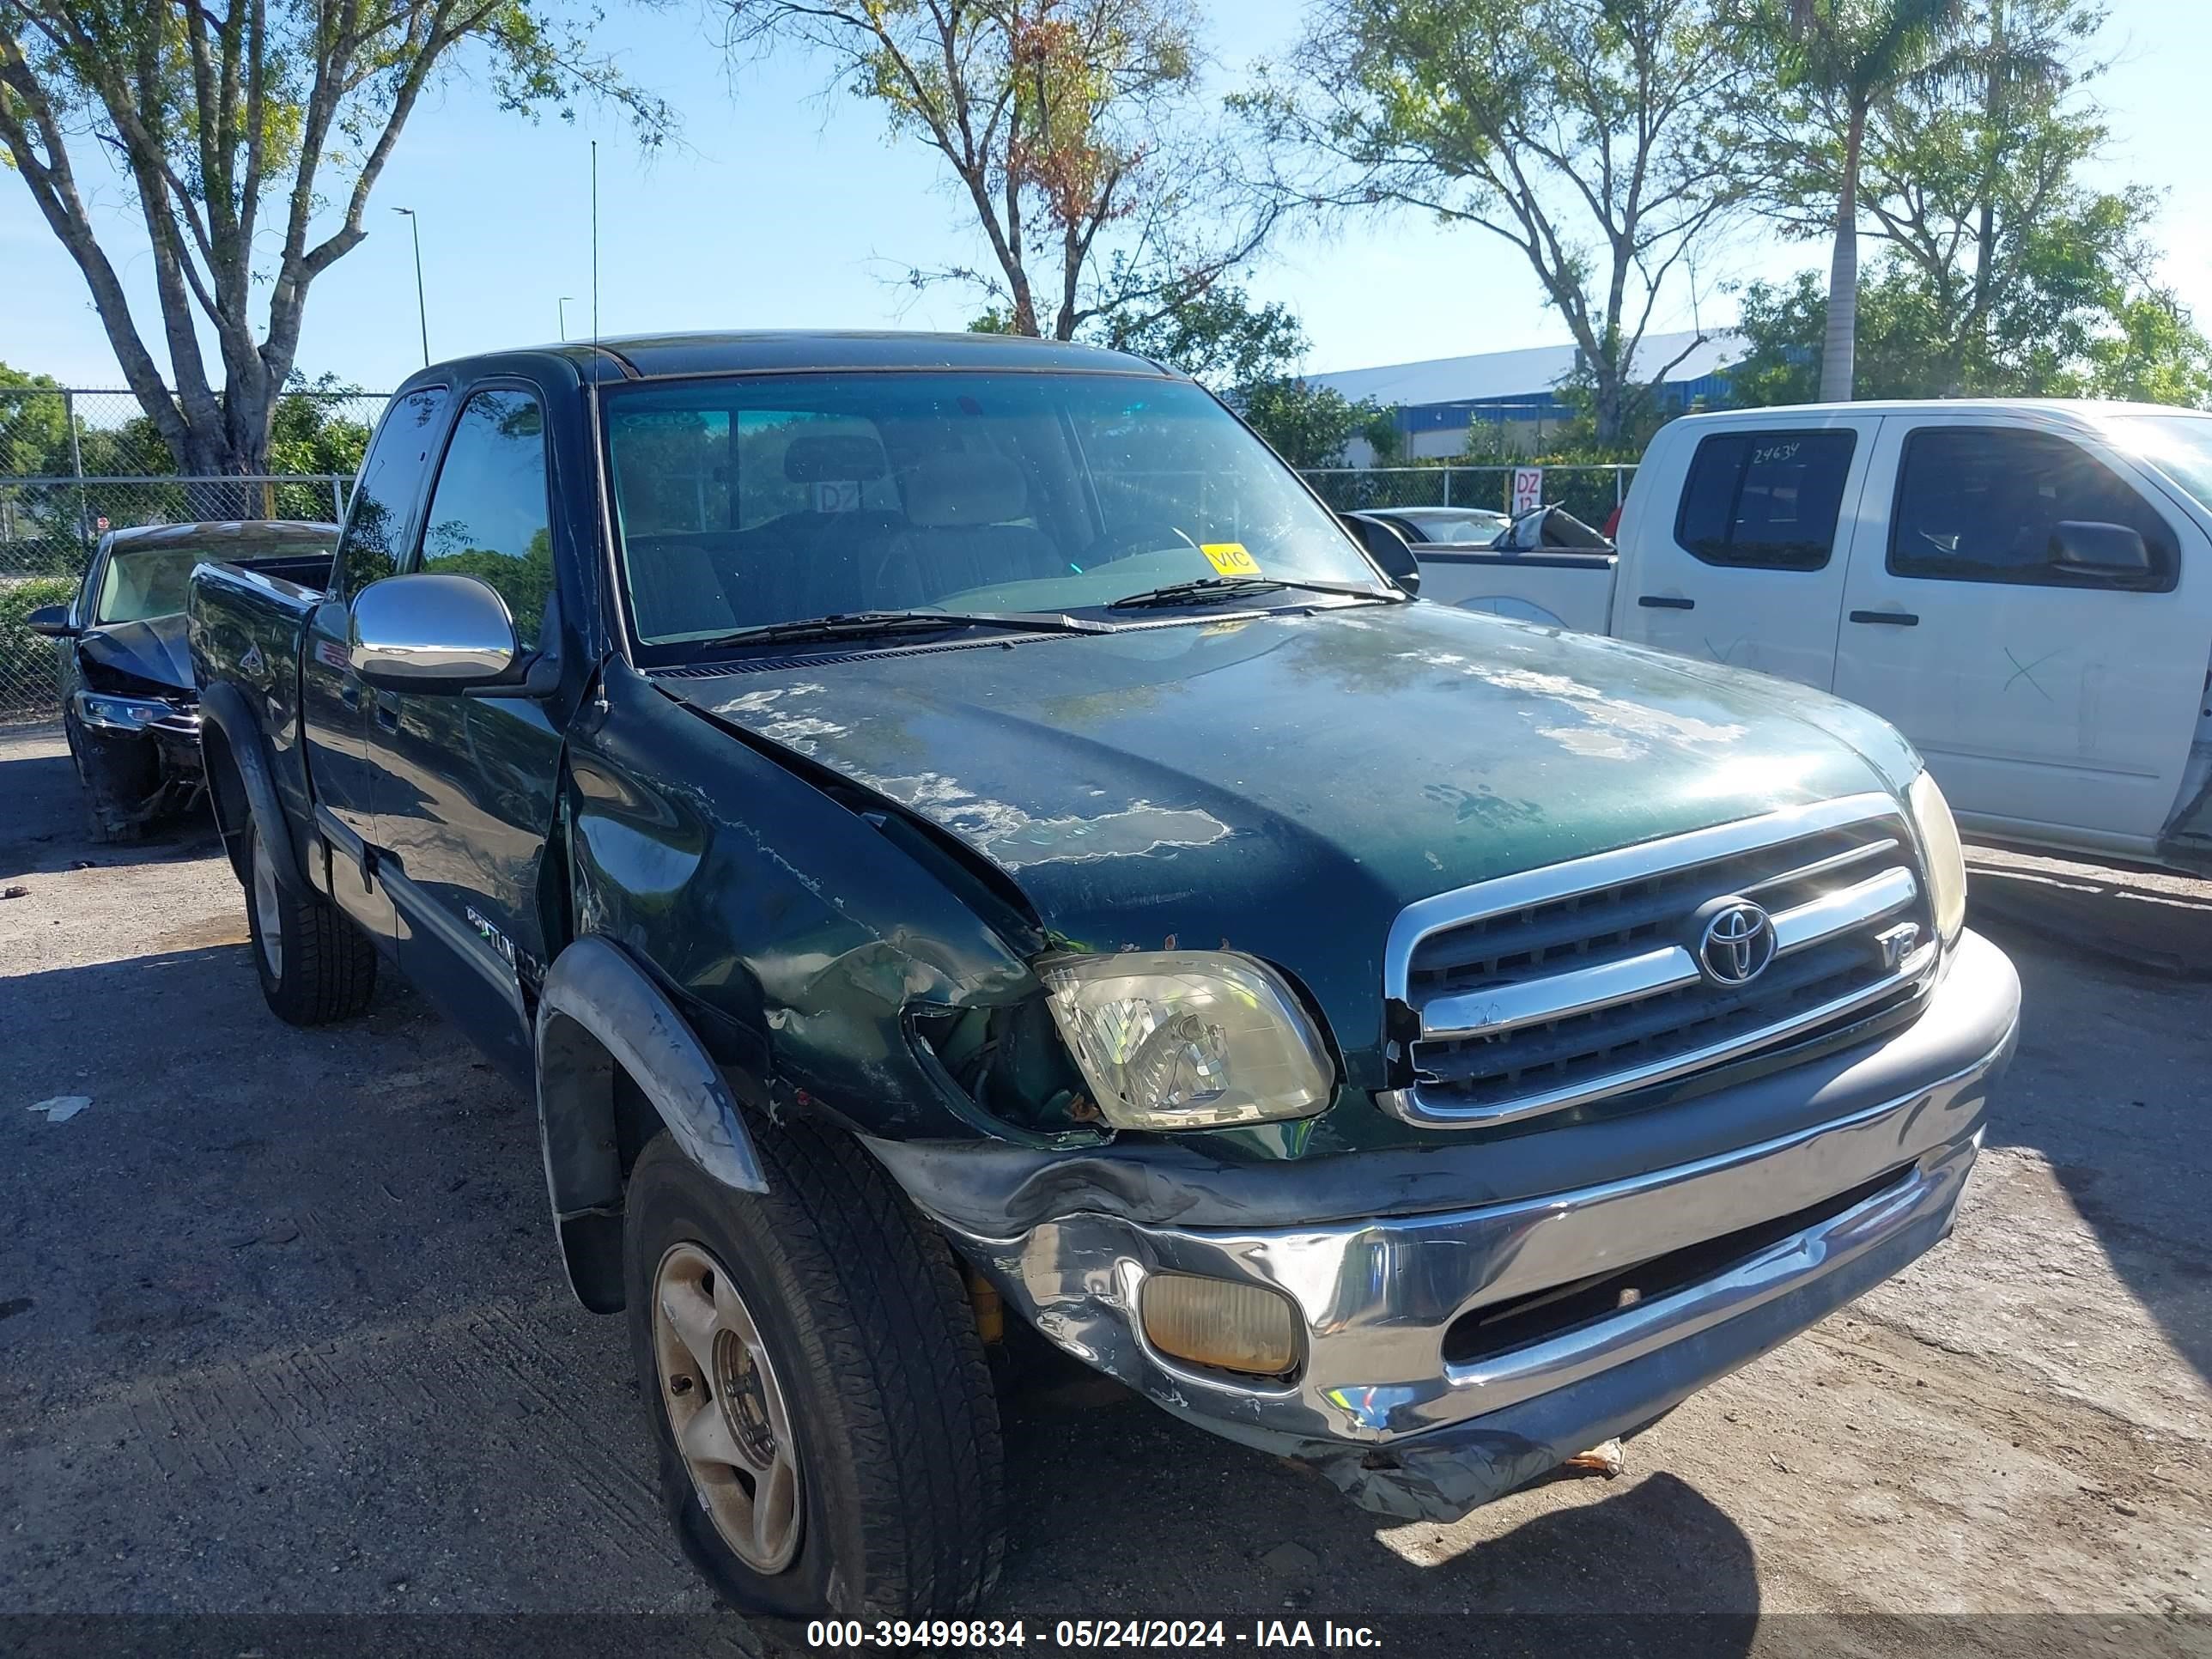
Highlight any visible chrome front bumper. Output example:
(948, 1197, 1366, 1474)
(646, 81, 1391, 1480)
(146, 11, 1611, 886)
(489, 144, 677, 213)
(945, 930, 2019, 1521)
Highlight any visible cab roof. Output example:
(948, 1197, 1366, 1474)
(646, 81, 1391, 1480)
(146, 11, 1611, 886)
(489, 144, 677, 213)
(402, 330, 1177, 390)
(1668, 398, 2212, 433)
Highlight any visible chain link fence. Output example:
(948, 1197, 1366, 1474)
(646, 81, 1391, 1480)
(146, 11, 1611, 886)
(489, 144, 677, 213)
(1299, 464, 1637, 526)
(1, 386, 386, 725)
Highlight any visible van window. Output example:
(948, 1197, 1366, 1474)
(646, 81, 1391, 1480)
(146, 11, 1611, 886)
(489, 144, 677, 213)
(1888, 427, 2179, 592)
(337, 386, 448, 599)
(1674, 429, 1856, 570)
(413, 388, 555, 642)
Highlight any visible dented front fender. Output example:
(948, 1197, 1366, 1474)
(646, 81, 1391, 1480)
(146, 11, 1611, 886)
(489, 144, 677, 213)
(562, 662, 1040, 1143)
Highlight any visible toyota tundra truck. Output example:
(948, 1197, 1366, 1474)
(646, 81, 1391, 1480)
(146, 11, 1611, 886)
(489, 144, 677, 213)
(187, 332, 2021, 1627)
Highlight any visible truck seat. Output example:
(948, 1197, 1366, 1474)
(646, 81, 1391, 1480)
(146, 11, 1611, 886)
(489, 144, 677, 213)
(867, 453, 1066, 609)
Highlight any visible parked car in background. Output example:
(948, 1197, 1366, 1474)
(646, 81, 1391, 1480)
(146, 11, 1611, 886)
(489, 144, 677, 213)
(190, 334, 2016, 1629)
(29, 520, 337, 839)
(1349, 504, 1512, 545)
(1413, 400, 2212, 874)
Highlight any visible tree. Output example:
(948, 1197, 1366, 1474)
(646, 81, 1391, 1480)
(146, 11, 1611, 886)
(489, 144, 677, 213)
(0, 361, 70, 475)
(1099, 283, 1305, 391)
(1231, 378, 1383, 469)
(1247, 0, 1748, 447)
(1729, 0, 1966, 401)
(0, 0, 667, 480)
(1727, 262, 2212, 407)
(267, 374, 374, 477)
(1733, 0, 2212, 407)
(726, 0, 1273, 342)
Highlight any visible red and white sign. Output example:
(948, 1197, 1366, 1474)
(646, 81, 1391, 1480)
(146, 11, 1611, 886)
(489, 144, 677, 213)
(94, 515, 111, 532)
(1510, 468, 1543, 516)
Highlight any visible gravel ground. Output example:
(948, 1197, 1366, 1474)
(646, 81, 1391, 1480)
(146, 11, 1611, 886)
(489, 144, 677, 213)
(2, 724, 2207, 1656)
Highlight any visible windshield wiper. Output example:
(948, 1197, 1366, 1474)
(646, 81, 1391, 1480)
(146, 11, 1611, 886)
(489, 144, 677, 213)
(699, 610, 1108, 650)
(1106, 575, 1390, 611)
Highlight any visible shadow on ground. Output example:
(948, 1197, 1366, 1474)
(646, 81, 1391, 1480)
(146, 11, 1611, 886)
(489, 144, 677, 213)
(0, 746, 217, 878)
(1964, 853, 2212, 1392)
(1966, 846, 2212, 981)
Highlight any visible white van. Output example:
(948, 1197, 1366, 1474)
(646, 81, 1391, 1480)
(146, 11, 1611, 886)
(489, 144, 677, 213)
(1412, 401, 2212, 872)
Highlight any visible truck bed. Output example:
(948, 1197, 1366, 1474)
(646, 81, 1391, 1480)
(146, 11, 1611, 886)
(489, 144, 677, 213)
(1411, 545, 1616, 632)
(186, 556, 327, 829)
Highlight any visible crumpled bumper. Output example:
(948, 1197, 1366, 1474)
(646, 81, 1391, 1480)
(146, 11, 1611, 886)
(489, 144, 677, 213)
(928, 930, 2020, 1522)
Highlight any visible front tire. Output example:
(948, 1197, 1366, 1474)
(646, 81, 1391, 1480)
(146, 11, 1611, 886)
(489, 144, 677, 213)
(242, 814, 377, 1025)
(623, 1125, 1005, 1630)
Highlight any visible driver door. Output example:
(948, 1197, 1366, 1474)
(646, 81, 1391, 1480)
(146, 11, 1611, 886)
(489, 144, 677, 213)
(362, 383, 566, 1083)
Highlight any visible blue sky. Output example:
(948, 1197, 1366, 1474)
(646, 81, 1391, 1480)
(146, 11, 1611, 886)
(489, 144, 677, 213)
(3, 0, 2206, 392)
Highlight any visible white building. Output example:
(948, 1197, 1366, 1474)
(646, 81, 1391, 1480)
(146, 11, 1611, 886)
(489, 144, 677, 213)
(1308, 329, 1749, 462)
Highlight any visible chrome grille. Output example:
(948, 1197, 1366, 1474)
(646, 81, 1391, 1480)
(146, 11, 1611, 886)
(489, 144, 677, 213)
(1380, 794, 1938, 1128)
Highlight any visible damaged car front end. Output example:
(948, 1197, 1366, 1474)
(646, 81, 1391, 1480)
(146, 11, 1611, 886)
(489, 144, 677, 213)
(640, 594, 2019, 1528)
(35, 520, 337, 839)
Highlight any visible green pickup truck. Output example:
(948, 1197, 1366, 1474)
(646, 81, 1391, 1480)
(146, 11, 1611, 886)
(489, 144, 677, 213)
(187, 331, 2021, 1626)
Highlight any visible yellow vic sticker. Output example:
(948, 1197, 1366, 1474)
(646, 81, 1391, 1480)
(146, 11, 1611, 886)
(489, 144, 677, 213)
(1200, 542, 1261, 576)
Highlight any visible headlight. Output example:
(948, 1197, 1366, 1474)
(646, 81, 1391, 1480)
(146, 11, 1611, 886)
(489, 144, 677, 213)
(1036, 950, 1334, 1131)
(1907, 769, 1967, 945)
(75, 690, 179, 732)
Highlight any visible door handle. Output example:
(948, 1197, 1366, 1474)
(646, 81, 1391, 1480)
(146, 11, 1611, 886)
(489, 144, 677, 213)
(1849, 610, 1920, 626)
(374, 692, 401, 732)
(338, 677, 362, 708)
(1638, 594, 1694, 611)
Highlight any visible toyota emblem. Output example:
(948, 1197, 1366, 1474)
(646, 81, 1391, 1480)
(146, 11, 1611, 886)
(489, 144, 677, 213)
(1695, 896, 1778, 986)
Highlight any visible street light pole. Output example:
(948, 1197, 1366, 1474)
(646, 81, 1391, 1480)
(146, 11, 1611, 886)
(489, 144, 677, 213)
(558, 296, 577, 340)
(392, 206, 428, 367)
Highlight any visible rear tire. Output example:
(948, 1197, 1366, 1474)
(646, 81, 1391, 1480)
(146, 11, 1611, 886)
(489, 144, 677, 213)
(243, 814, 377, 1025)
(623, 1123, 1005, 1632)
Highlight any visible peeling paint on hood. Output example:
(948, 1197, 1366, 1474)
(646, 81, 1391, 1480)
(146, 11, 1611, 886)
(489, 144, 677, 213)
(660, 603, 1899, 988)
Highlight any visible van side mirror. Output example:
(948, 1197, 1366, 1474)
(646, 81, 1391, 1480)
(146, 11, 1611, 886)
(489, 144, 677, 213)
(1340, 514, 1420, 597)
(351, 573, 520, 692)
(26, 605, 76, 638)
(2049, 520, 2152, 579)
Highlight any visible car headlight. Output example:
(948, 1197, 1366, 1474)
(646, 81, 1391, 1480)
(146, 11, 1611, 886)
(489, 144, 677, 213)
(75, 690, 180, 733)
(1907, 769, 1967, 945)
(1036, 951, 1334, 1131)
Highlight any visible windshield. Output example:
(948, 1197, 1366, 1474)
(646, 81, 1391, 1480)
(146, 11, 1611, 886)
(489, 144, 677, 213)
(604, 370, 1385, 651)
(2108, 413, 2212, 516)
(92, 541, 326, 625)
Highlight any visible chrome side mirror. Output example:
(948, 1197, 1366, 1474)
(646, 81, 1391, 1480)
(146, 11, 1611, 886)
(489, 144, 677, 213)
(351, 573, 519, 692)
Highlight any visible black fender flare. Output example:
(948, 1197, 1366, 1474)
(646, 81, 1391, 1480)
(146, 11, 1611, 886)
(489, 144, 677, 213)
(196, 679, 307, 894)
(535, 933, 769, 1311)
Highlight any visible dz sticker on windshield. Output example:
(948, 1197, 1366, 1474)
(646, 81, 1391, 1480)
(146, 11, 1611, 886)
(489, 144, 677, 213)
(1201, 542, 1261, 576)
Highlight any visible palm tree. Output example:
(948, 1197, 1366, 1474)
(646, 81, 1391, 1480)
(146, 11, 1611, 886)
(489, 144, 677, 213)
(1748, 0, 1967, 401)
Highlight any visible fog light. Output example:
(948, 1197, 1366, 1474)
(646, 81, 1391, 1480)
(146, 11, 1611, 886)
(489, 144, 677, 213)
(1139, 1272, 1299, 1376)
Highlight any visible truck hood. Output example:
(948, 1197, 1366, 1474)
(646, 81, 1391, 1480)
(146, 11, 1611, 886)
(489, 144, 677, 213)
(659, 601, 1909, 1090)
(78, 612, 194, 696)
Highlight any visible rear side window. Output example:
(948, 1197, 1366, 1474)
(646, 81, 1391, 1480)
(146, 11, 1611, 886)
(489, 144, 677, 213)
(1674, 429, 1857, 570)
(1887, 427, 2179, 591)
(337, 387, 448, 599)
(412, 388, 555, 643)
